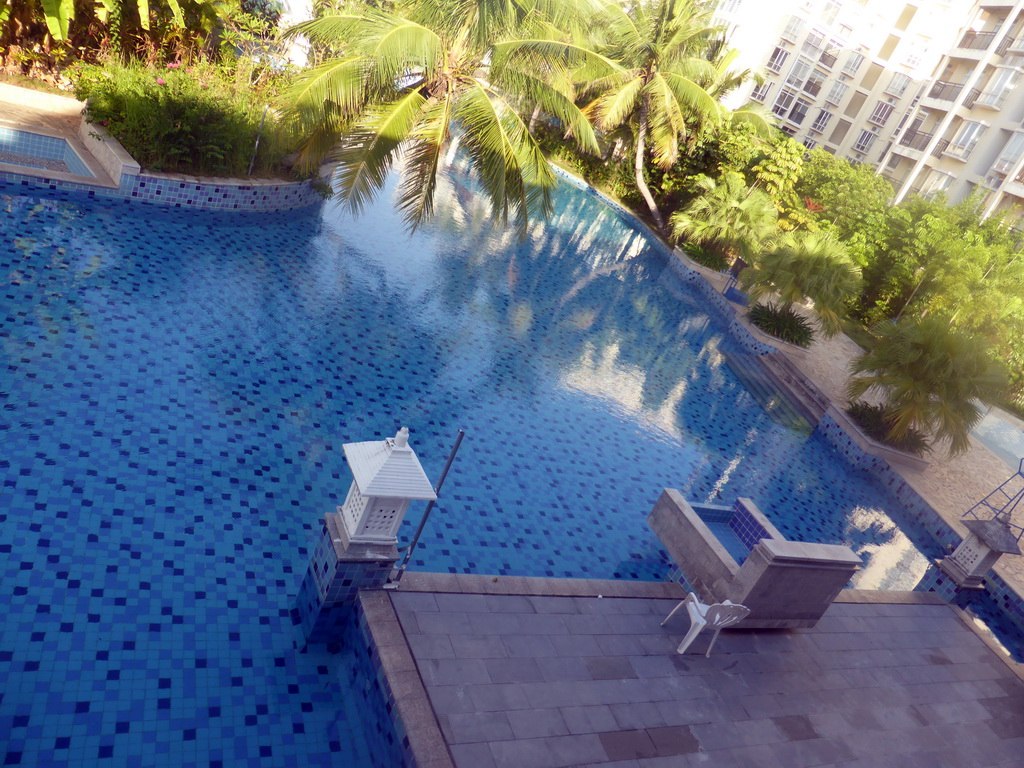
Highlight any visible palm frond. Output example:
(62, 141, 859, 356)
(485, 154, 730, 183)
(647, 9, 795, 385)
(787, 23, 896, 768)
(396, 97, 454, 231)
(332, 90, 430, 215)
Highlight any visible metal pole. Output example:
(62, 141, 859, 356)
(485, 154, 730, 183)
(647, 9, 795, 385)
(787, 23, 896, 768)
(247, 104, 269, 177)
(391, 429, 465, 584)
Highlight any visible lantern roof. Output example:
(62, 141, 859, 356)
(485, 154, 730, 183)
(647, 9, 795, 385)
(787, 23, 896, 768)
(342, 427, 437, 501)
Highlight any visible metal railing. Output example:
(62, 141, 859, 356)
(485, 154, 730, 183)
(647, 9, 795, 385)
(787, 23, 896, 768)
(958, 29, 998, 50)
(931, 138, 951, 158)
(964, 88, 982, 108)
(928, 80, 965, 101)
(818, 50, 838, 68)
(898, 129, 934, 151)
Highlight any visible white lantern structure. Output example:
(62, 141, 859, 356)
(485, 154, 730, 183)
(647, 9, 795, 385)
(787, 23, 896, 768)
(338, 427, 437, 546)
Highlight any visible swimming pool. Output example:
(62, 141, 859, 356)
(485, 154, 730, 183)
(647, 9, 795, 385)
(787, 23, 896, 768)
(0, 163, 1020, 766)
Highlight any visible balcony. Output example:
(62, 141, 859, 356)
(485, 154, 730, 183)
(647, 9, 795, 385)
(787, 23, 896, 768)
(958, 30, 998, 50)
(818, 50, 838, 69)
(964, 88, 982, 108)
(1006, 36, 1024, 54)
(974, 90, 1008, 109)
(928, 80, 966, 101)
(898, 129, 934, 151)
(932, 138, 951, 158)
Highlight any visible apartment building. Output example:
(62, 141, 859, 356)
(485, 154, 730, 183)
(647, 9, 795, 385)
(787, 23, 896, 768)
(881, 1, 1024, 219)
(716, 0, 971, 162)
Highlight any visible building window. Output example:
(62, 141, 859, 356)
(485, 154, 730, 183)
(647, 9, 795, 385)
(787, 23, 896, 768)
(903, 50, 922, 70)
(718, 0, 743, 11)
(804, 68, 827, 96)
(947, 121, 987, 160)
(751, 81, 772, 102)
(821, 0, 841, 25)
(767, 47, 791, 73)
(978, 66, 1022, 108)
(811, 109, 833, 132)
(772, 89, 797, 116)
(886, 72, 911, 98)
(842, 51, 865, 76)
(803, 137, 818, 150)
(921, 169, 955, 198)
(853, 129, 877, 153)
(789, 99, 812, 124)
(802, 29, 825, 57)
(868, 102, 894, 126)
(825, 80, 848, 105)
(786, 58, 812, 88)
(781, 15, 804, 42)
(993, 132, 1024, 173)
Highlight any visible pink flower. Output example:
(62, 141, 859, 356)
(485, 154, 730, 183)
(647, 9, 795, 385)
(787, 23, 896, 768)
(156, 77, 166, 85)
(200, 82, 208, 89)
(166, 62, 180, 69)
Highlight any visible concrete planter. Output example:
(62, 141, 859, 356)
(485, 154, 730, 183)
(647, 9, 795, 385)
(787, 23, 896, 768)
(826, 404, 931, 471)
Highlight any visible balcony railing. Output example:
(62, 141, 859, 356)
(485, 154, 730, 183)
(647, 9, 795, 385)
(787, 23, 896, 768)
(964, 88, 982, 108)
(928, 80, 966, 101)
(898, 129, 934, 151)
(931, 138, 951, 158)
(818, 50, 838, 68)
(958, 29, 998, 50)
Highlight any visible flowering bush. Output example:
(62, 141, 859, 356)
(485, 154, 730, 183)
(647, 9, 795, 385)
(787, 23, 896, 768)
(71, 60, 296, 177)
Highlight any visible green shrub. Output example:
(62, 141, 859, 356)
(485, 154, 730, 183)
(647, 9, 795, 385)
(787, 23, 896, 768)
(72, 60, 296, 177)
(747, 302, 814, 347)
(846, 401, 930, 455)
(679, 242, 728, 271)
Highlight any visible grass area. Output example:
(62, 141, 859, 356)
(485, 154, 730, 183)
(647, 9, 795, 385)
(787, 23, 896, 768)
(0, 72, 69, 95)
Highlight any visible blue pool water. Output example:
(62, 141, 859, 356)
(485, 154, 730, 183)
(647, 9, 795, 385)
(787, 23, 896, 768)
(1, 164, 1022, 766)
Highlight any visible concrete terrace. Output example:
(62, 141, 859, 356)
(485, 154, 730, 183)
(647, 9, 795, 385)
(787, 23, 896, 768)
(363, 574, 1024, 768)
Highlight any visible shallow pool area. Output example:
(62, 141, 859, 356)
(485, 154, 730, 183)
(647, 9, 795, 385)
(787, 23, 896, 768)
(0, 126, 94, 178)
(1, 163, 1023, 766)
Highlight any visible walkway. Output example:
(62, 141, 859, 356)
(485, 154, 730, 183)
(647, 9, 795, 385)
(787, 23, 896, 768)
(366, 574, 1024, 768)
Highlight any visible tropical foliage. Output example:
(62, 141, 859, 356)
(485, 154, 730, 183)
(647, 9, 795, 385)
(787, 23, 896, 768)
(670, 170, 778, 263)
(739, 231, 861, 338)
(578, 0, 726, 232)
(284, 0, 600, 232)
(845, 401, 929, 456)
(846, 317, 1006, 456)
(747, 302, 813, 348)
(73, 59, 296, 176)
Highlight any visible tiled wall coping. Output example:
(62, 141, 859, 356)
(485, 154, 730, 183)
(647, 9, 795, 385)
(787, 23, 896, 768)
(78, 121, 139, 185)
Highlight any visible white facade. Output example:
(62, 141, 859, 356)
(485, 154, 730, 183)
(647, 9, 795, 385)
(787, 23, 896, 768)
(716, 0, 972, 163)
(879, 0, 1024, 219)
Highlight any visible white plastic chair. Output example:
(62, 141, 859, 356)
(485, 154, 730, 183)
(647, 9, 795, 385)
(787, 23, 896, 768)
(661, 593, 750, 657)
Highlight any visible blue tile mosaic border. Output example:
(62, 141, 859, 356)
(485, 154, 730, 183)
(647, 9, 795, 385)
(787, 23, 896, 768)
(1, 166, 326, 212)
(818, 411, 1024, 634)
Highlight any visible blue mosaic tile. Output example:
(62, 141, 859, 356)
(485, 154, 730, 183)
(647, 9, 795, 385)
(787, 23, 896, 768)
(4, 159, 1024, 768)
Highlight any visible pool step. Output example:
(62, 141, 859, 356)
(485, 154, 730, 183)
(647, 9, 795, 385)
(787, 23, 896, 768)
(722, 348, 813, 434)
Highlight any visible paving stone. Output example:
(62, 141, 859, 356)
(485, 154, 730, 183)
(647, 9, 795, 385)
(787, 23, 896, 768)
(772, 714, 819, 741)
(646, 725, 700, 756)
(485, 658, 546, 684)
(560, 705, 619, 735)
(598, 729, 659, 761)
(450, 742, 496, 768)
(450, 635, 509, 659)
(506, 708, 569, 739)
(445, 712, 514, 744)
(586, 656, 638, 681)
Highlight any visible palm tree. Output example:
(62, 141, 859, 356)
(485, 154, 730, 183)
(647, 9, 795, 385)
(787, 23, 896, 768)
(846, 317, 1006, 456)
(740, 231, 861, 338)
(579, 0, 724, 233)
(670, 171, 778, 263)
(284, 0, 599, 233)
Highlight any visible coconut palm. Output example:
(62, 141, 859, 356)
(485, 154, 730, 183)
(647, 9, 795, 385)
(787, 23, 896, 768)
(579, 0, 725, 233)
(284, 0, 599, 233)
(670, 171, 779, 263)
(846, 317, 1005, 456)
(739, 231, 861, 338)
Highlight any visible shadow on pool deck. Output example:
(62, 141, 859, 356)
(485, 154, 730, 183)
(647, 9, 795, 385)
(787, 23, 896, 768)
(360, 573, 1024, 768)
